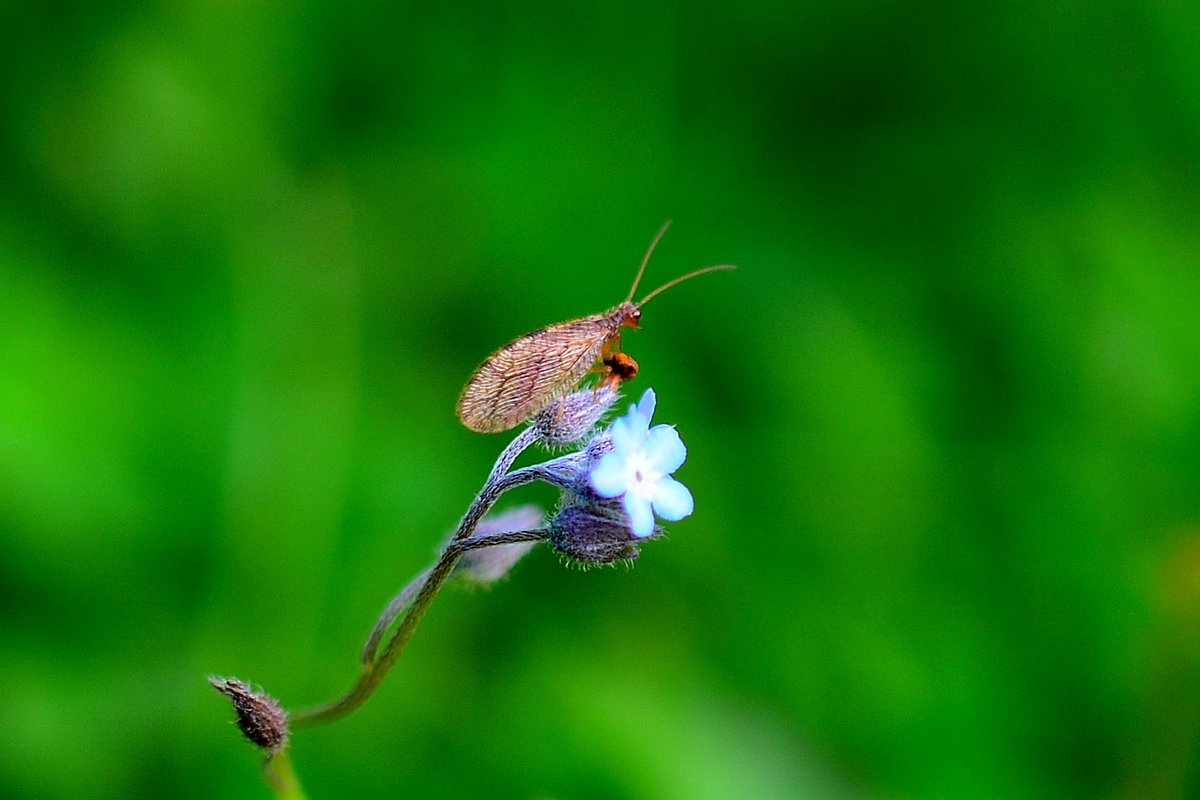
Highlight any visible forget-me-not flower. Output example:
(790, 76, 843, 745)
(589, 389, 694, 537)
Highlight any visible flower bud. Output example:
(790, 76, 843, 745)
(548, 503, 654, 564)
(210, 677, 290, 752)
(534, 386, 619, 446)
(584, 430, 615, 461)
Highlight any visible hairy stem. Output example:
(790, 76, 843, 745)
(291, 426, 545, 727)
(360, 567, 430, 667)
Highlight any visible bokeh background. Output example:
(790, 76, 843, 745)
(3, 2, 1199, 798)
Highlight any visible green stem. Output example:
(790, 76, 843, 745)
(264, 750, 307, 800)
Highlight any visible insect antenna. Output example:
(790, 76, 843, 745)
(625, 220, 674, 303)
(636, 263, 736, 307)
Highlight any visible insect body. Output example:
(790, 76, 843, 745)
(456, 222, 733, 433)
(599, 351, 639, 388)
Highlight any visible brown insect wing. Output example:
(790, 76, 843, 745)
(457, 314, 615, 432)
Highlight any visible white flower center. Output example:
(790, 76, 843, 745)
(624, 451, 658, 498)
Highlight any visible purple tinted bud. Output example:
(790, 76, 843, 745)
(548, 503, 656, 565)
(534, 386, 619, 446)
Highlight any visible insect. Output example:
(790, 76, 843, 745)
(456, 222, 734, 433)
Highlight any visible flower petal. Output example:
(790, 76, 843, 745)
(589, 453, 628, 497)
(645, 425, 687, 474)
(623, 493, 656, 538)
(635, 388, 657, 423)
(610, 410, 647, 454)
(652, 477, 694, 521)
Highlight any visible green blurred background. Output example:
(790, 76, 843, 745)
(3, 1, 1199, 798)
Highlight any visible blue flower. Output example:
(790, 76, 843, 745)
(588, 389, 694, 538)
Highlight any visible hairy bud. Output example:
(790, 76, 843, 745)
(210, 677, 290, 752)
(534, 386, 619, 446)
(548, 503, 655, 564)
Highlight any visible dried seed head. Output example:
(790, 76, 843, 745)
(209, 677, 290, 752)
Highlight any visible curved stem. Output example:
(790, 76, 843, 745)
(361, 568, 430, 667)
(292, 427, 545, 727)
(445, 528, 548, 557)
(360, 526, 547, 666)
